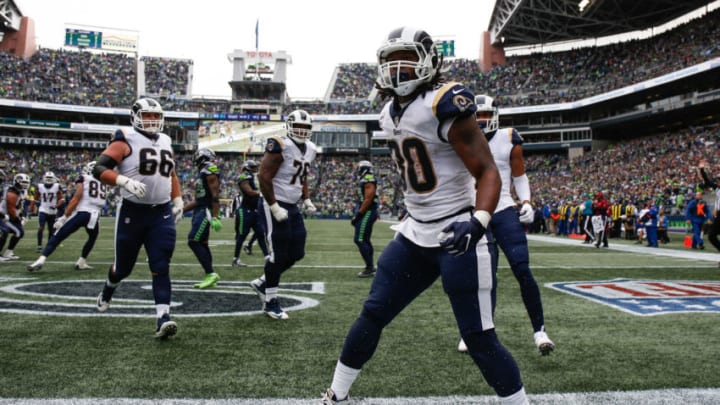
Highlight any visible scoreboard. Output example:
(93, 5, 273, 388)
(64, 29, 103, 49)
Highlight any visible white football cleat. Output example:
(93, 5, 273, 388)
(457, 338, 468, 353)
(75, 258, 93, 270)
(96, 292, 111, 312)
(2, 250, 19, 260)
(534, 330, 555, 355)
(321, 388, 348, 404)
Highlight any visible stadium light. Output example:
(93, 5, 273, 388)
(578, 0, 592, 12)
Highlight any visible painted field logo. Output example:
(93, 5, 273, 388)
(547, 278, 720, 315)
(0, 278, 323, 318)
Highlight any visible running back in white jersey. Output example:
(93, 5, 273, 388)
(379, 81, 477, 223)
(37, 183, 61, 215)
(76, 174, 108, 213)
(264, 135, 317, 204)
(487, 127, 524, 212)
(112, 127, 175, 205)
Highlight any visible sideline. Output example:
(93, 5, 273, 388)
(527, 234, 720, 263)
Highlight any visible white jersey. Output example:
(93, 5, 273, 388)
(0, 186, 25, 217)
(111, 127, 175, 205)
(37, 183, 61, 215)
(75, 174, 107, 213)
(264, 135, 317, 204)
(379, 82, 478, 247)
(487, 127, 524, 212)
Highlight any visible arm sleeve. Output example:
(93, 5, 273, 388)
(512, 174, 531, 203)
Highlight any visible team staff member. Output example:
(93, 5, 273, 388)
(699, 160, 720, 252)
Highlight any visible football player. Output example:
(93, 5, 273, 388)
(351, 160, 379, 278)
(322, 28, 528, 404)
(27, 162, 107, 272)
(0, 173, 30, 260)
(457, 95, 554, 356)
(92, 97, 184, 339)
(183, 148, 223, 289)
(232, 159, 268, 267)
(33, 171, 65, 253)
(250, 109, 318, 320)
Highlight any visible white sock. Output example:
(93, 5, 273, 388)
(156, 304, 170, 318)
(500, 387, 528, 405)
(36, 256, 47, 264)
(265, 287, 278, 302)
(330, 360, 361, 400)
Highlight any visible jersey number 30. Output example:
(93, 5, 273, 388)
(388, 138, 436, 193)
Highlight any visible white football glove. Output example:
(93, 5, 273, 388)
(269, 202, 288, 222)
(302, 198, 317, 214)
(20, 216, 28, 227)
(54, 216, 68, 230)
(116, 175, 146, 199)
(518, 202, 534, 224)
(172, 197, 184, 224)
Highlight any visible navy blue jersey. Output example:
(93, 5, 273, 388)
(192, 162, 219, 208)
(357, 173, 379, 210)
(238, 170, 260, 209)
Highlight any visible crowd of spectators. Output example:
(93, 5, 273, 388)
(525, 122, 719, 226)
(140, 56, 192, 97)
(321, 7, 720, 112)
(329, 63, 377, 101)
(1, 7, 719, 226)
(2, 8, 716, 114)
(1, 116, 716, 223)
(0, 48, 136, 107)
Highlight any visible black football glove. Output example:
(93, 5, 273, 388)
(438, 216, 486, 256)
(351, 213, 362, 226)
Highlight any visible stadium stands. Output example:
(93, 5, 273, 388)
(0, 5, 718, 224)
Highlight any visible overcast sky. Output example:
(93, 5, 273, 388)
(17, 0, 494, 99)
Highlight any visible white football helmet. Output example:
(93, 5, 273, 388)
(377, 27, 441, 97)
(14, 173, 30, 190)
(130, 97, 164, 135)
(357, 160, 372, 177)
(474, 94, 499, 134)
(43, 171, 57, 185)
(286, 110, 313, 143)
(82, 161, 96, 176)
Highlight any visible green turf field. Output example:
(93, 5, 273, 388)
(0, 217, 718, 402)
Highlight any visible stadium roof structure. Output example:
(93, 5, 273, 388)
(488, 0, 714, 48)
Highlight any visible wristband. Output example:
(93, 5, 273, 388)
(115, 174, 129, 187)
(473, 210, 492, 228)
